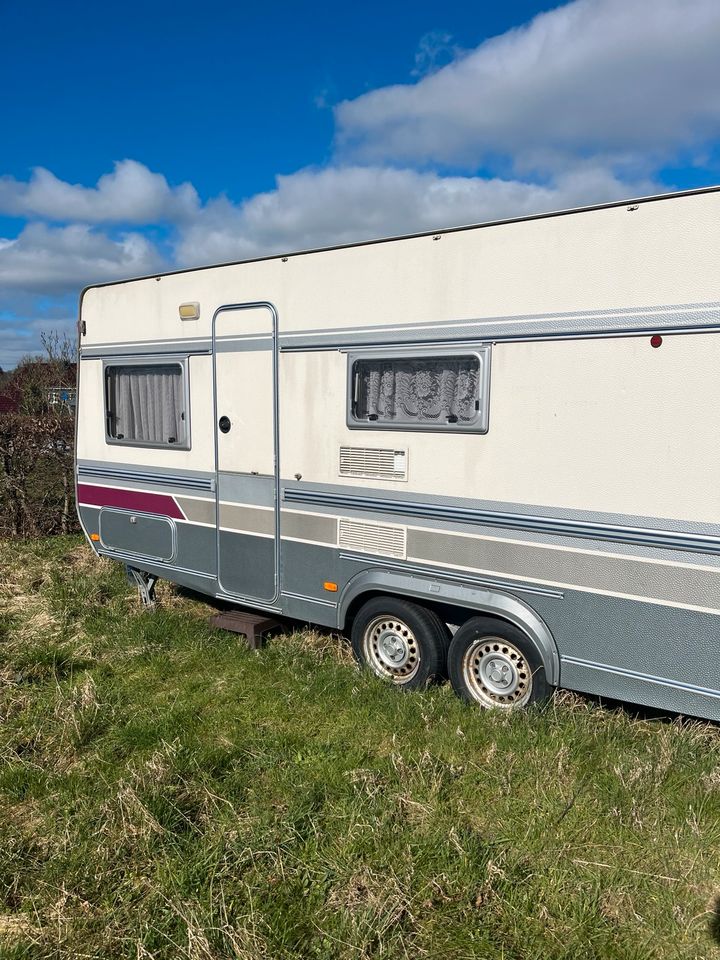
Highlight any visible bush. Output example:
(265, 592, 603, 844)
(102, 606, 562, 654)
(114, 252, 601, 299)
(0, 332, 78, 539)
(0, 413, 77, 538)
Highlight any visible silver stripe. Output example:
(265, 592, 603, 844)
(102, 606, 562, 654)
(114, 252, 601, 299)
(406, 527, 720, 609)
(96, 549, 215, 580)
(284, 488, 720, 556)
(81, 340, 212, 358)
(81, 335, 211, 348)
(177, 498, 216, 525)
(282, 511, 338, 545)
(219, 503, 275, 536)
(214, 593, 282, 613)
(78, 465, 215, 492)
(215, 337, 273, 353)
(339, 552, 564, 599)
(280, 318, 720, 352)
(281, 590, 338, 608)
(561, 656, 720, 700)
(282, 301, 720, 338)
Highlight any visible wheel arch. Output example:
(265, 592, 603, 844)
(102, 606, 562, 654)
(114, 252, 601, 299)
(338, 569, 560, 685)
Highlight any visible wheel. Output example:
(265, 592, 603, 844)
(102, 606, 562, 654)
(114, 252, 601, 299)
(350, 596, 450, 690)
(448, 616, 552, 709)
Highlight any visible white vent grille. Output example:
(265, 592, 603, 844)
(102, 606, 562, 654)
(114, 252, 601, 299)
(339, 446, 407, 481)
(338, 518, 407, 559)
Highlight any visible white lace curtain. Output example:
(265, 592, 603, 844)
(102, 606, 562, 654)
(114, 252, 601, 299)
(355, 356, 480, 425)
(107, 364, 185, 444)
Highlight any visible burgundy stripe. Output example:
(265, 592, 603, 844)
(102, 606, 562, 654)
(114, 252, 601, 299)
(77, 483, 185, 520)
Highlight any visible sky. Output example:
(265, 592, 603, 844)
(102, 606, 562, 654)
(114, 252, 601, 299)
(1, 0, 720, 368)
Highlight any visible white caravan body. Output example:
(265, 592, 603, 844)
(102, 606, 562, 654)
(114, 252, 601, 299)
(76, 186, 720, 720)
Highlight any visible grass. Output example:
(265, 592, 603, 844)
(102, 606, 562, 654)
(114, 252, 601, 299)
(1, 536, 719, 959)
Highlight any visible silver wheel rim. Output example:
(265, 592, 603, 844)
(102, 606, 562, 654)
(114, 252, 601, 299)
(461, 636, 532, 708)
(362, 615, 420, 683)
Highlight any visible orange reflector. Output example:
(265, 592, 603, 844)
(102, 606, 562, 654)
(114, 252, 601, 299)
(90, 533, 100, 542)
(323, 581, 338, 592)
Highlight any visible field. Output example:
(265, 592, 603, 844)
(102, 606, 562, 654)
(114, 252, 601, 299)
(1, 536, 719, 959)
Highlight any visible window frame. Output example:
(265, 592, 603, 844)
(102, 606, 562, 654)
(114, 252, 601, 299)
(103, 355, 192, 450)
(346, 344, 491, 434)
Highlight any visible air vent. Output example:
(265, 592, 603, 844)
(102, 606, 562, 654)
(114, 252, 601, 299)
(339, 446, 407, 481)
(338, 518, 407, 559)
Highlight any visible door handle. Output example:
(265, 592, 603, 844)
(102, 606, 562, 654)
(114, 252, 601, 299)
(218, 416, 231, 434)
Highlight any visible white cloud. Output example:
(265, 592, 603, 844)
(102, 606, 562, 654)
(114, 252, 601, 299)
(0, 222, 166, 293)
(335, 0, 720, 173)
(0, 159, 199, 224)
(174, 163, 654, 266)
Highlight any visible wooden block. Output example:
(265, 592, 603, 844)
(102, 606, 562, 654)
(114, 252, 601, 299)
(209, 610, 283, 649)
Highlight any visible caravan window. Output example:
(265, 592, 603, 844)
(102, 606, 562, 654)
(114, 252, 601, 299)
(348, 347, 490, 433)
(105, 362, 189, 448)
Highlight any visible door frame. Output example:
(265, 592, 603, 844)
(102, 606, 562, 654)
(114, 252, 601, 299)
(212, 301, 281, 605)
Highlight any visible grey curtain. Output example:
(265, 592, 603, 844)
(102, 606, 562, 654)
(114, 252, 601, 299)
(107, 364, 184, 444)
(355, 356, 479, 425)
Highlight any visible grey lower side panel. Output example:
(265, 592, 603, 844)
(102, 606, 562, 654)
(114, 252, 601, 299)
(559, 659, 720, 723)
(528, 588, 720, 709)
(280, 593, 339, 626)
(218, 530, 276, 601)
(176, 525, 217, 577)
(282, 540, 340, 606)
(79, 505, 217, 575)
(79, 506, 720, 721)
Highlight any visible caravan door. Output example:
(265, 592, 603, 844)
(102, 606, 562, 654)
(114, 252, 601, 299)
(213, 303, 279, 604)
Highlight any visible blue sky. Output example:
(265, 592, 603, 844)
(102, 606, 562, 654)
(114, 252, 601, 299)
(1, 0, 720, 367)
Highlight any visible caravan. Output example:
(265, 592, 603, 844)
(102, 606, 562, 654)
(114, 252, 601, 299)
(75, 186, 720, 720)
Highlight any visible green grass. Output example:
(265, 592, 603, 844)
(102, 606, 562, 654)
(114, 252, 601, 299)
(1, 536, 720, 959)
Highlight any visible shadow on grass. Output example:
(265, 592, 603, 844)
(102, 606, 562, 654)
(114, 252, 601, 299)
(174, 584, 338, 642)
(14, 645, 94, 684)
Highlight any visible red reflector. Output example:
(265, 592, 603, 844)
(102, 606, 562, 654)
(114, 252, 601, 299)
(650, 335, 663, 348)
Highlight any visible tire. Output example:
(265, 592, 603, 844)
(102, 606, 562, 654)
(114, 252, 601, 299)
(350, 596, 450, 690)
(448, 616, 552, 709)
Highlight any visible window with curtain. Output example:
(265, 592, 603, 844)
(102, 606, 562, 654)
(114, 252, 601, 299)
(105, 363, 187, 446)
(351, 354, 485, 429)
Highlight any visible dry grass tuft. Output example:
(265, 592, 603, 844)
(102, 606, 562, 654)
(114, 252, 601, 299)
(272, 627, 355, 666)
(0, 912, 39, 945)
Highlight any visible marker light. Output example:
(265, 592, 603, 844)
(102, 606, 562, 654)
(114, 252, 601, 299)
(90, 533, 100, 542)
(650, 335, 663, 348)
(179, 302, 200, 320)
(323, 581, 338, 592)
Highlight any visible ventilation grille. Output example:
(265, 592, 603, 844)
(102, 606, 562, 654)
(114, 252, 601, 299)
(339, 446, 407, 481)
(338, 518, 407, 559)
